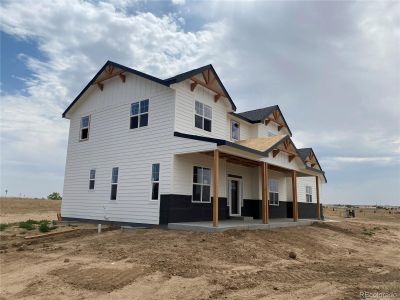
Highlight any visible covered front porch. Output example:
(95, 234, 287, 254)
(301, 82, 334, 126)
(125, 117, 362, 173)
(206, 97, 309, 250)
(164, 141, 324, 227)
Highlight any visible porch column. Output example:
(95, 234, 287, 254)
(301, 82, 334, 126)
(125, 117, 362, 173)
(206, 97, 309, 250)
(213, 149, 219, 227)
(291, 170, 298, 222)
(261, 162, 269, 224)
(316, 176, 321, 220)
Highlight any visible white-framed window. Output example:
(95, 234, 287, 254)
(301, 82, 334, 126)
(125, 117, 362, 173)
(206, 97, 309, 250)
(130, 99, 149, 129)
(231, 120, 240, 141)
(194, 101, 212, 132)
(110, 167, 119, 200)
(269, 178, 279, 206)
(89, 169, 96, 190)
(80, 115, 90, 141)
(151, 163, 160, 201)
(192, 166, 211, 203)
(306, 186, 312, 203)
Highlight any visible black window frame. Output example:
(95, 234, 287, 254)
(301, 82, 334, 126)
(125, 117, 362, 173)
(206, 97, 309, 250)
(80, 115, 90, 141)
(89, 169, 96, 190)
(231, 120, 240, 141)
(194, 101, 212, 132)
(151, 163, 160, 201)
(110, 167, 119, 200)
(192, 166, 211, 203)
(269, 178, 279, 206)
(306, 186, 313, 203)
(130, 99, 149, 129)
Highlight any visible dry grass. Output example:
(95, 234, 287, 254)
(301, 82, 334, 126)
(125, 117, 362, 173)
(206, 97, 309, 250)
(0, 197, 61, 224)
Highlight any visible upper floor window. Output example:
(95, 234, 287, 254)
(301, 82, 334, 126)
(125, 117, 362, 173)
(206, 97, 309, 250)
(80, 116, 90, 141)
(306, 186, 312, 203)
(130, 99, 149, 129)
(151, 163, 160, 201)
(231, 120, 240, 141)
(192, 166, 211, 203)
(110, 167, 119, 200)
(194, 101, 212, 132)
(269, 178, 279, 206)
(89, 169, 96, 190)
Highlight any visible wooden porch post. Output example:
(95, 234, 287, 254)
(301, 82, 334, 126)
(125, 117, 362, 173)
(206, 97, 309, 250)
(291, 170, 298, 222)
(213, 149, 219, 227)
(316, 176, 321, 220)
(261, 162, 269, 224)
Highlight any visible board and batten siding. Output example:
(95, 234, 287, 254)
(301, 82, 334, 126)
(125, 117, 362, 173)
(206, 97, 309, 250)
(172, 80, 232, 140)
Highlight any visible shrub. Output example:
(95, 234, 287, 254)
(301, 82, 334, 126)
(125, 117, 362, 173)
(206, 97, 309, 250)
(19, 220, 37, 230)
(0, 224, 8, 231)
(48, 192, 62, 200)
(39, 222, 50, 233)
(38, 220, 56, 233)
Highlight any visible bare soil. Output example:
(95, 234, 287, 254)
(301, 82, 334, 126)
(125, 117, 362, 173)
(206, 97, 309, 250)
(0, 199, 399, 299)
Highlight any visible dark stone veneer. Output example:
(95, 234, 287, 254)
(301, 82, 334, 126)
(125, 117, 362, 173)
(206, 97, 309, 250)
(161, 195, 323, 223)
(159, 194, 228, 224)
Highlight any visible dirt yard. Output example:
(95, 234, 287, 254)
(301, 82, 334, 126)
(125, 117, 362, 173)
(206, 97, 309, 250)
(0, 199, 399, 299)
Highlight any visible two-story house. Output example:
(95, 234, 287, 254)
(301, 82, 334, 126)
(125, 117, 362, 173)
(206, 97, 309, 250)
(61, 61, 327, 227)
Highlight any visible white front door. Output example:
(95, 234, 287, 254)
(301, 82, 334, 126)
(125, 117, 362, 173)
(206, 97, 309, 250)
(228, 178, 242, 216)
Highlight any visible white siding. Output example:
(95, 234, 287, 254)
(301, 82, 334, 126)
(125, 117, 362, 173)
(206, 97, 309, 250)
(297, 176, 317, 203)
(62, 74, 175, 224)
(172, 153, 227, 197)
(173, 81, 231, 139)
(226, 117, 256, 141)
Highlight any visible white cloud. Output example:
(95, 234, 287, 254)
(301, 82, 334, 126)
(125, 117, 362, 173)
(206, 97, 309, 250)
(0, 0, 399, 204)
(0, 0, 224, 197)
(171, 0, 185, 5)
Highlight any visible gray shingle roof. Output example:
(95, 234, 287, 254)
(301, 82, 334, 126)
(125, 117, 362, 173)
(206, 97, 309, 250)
(237, 105, 278, 122)
(231, 105, 292, 136)
(298, 148, 312, 161)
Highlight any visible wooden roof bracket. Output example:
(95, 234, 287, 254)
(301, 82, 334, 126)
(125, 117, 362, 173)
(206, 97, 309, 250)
(272, 149, 280, 157)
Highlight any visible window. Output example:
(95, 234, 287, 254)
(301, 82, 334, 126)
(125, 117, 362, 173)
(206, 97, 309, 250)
(80, 116, 90, 140)
(194, 101, 212, 132)
(89, 169, 96, 190)
(151, 163, 160, 200)
(306, 186, 312, 203)
(130, 99, 149, 129)
(231, 120, 240, 141)
(192, 166, 211, 202)
(269, 178, 279, 206)
(110, 167, 119, 200)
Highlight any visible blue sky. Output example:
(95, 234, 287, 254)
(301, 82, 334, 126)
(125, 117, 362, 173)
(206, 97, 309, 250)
(0, 0, 399, 205)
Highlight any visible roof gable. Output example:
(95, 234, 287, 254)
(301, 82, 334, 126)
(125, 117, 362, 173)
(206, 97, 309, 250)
(63, 61, 236, 118)
(165, 64, 236, 111)
(232, 105, 292, 136)
(62, 60, 168, 118)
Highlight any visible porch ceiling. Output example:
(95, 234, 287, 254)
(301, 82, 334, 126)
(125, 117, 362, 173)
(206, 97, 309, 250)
(202, 151, 260, 168)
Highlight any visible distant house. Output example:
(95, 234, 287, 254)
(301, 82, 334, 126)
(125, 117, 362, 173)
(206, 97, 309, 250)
(61, 61, 326, 227)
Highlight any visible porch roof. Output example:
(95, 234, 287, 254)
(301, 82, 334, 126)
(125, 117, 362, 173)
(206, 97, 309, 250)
(174, 131, 327, 183)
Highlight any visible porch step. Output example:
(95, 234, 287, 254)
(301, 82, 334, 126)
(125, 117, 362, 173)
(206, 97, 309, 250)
(229, 216, 254, 221)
